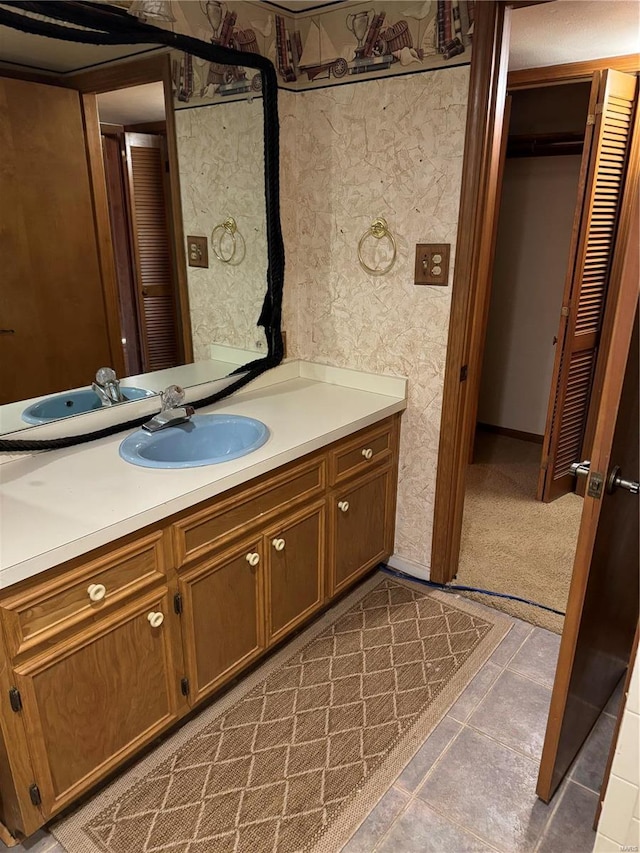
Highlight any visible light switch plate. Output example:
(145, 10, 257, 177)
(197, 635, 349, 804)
(414, 243, 450, 286)
(187, 235, 208, 268)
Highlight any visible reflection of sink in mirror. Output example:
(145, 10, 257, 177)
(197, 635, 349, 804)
(21, 388, 155, 425)
(119, 414, 269, 469)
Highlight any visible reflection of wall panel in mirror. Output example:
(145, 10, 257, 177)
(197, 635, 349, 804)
(0, 76, 123, 405)
(174, 99, 268, 360)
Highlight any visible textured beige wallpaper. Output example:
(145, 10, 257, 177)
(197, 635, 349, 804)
(174, 100, 268, 360)
(280, 68, 470, 568)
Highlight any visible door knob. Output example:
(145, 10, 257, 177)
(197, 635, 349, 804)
(361, 448, 373, 460)
(87, 583, 107, 602)
(607, 466, 639, 495)
(147, 611, 164, 628)
(246, 552, 260, 567)
(272, 538, 285, 552)
(338, 500, 349, 512)
(570, 460, 590, 479)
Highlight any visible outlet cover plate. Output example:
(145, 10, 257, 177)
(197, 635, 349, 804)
(187, 235, 208, 268)
(414, 243, 450, 286)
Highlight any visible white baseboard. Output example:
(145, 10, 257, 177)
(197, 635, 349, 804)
(384, 554, 431, 582)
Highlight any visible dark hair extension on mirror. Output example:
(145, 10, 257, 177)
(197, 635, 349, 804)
(0, 0, 285, 452)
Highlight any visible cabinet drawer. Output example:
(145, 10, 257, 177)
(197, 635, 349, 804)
(329, 419, 394, 485)
(172, 456, 325, 568)
(0, 532, 165, 659)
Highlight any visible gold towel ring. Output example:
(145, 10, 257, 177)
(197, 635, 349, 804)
(211, 217, 239, 263)
(357, 218, 397, 276)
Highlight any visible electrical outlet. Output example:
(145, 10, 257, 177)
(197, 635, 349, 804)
(187, 235, 208, 268)
(414, 243, 450, 286)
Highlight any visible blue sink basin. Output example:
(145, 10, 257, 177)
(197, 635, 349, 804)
(22, 387, 155, 424)
(119, 413, 270, 469)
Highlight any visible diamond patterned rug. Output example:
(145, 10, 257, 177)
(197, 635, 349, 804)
(53, 573, 510, 853)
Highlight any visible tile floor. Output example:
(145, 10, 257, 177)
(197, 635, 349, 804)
(1, 599, 622, 853)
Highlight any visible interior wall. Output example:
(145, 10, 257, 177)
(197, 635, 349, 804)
(509, 83, 592, 136)
(595, 655, 640, 851)
(477, 154, 582, 435)
(281, 68, 469, 569)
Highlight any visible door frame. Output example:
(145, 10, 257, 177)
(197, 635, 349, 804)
(69, 54, 194, 366)
(430, 0, 640, 582)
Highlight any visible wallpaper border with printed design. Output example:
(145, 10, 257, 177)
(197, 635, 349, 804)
(116, 1, 472, 107)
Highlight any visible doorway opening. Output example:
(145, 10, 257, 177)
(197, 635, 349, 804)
(96, 81, 182, 377)
(458, 81, 594, 631)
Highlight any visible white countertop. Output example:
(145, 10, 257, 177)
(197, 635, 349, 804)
(0, 362, 406, 590)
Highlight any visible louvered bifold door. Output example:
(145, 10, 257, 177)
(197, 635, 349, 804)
(125, 132, 180, 372)
(537, 70, 638, 503)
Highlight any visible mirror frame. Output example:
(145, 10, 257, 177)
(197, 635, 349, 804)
(0, 0, 285, 453)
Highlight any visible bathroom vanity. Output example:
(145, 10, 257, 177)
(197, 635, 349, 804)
(0, 364, 405, 840)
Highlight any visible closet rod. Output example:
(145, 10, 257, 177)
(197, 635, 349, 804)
(507, 131, 584, 158)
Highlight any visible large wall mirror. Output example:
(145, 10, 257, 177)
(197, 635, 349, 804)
(0, 1, 284, 443)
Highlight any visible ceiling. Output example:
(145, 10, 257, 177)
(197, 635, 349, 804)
(509, 0, 640, 70)
(0, 25, 159, 73)
(97, 81, 166, 124)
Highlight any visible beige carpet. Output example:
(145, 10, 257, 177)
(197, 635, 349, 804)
(457, 431, 583, 634)
(53, 574, 509, 853)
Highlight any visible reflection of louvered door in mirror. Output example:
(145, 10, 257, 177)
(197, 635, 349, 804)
(124, 132, 180, 372)
(537, 69, 638, 503)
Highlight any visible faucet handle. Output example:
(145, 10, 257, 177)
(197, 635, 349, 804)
(95, 367, 117, 385)
(161, 385, 186, 411)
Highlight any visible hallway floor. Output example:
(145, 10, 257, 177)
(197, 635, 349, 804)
(457, 430, 584, 633)
(2, 595, 620, 853)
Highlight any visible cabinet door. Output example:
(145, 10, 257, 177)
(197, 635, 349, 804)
(13, 591, 178, 818)
(266, 501, 325, 645)
(330, 467, 394, 596)
(179, 538, 264, 705)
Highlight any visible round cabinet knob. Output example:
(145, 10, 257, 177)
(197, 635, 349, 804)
(87, 583, 106, 603)
(246, 552, 260, 567)
(272, 538, 286, 552)
(338, 500, 350, 513)
(147, 611, 164, 628)
(361, 448, 373, 460)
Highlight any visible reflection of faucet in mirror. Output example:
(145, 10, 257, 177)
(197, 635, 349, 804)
(143, 385, 195, 433)
(92, 368, 126, 407)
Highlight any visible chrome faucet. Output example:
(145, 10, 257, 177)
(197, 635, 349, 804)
(142, 385, 195, 433)
(92, 367, 126, 406)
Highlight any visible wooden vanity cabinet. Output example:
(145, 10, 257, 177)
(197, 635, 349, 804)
(264, 500, 326, 645)
(328, 417, 398, 597)
(178, 499, 327, 703)
(178, 536, 265, 705)
(329, 466, 395, 597)
(0, 414, 400, 840)
(12, 590, 179, 818)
